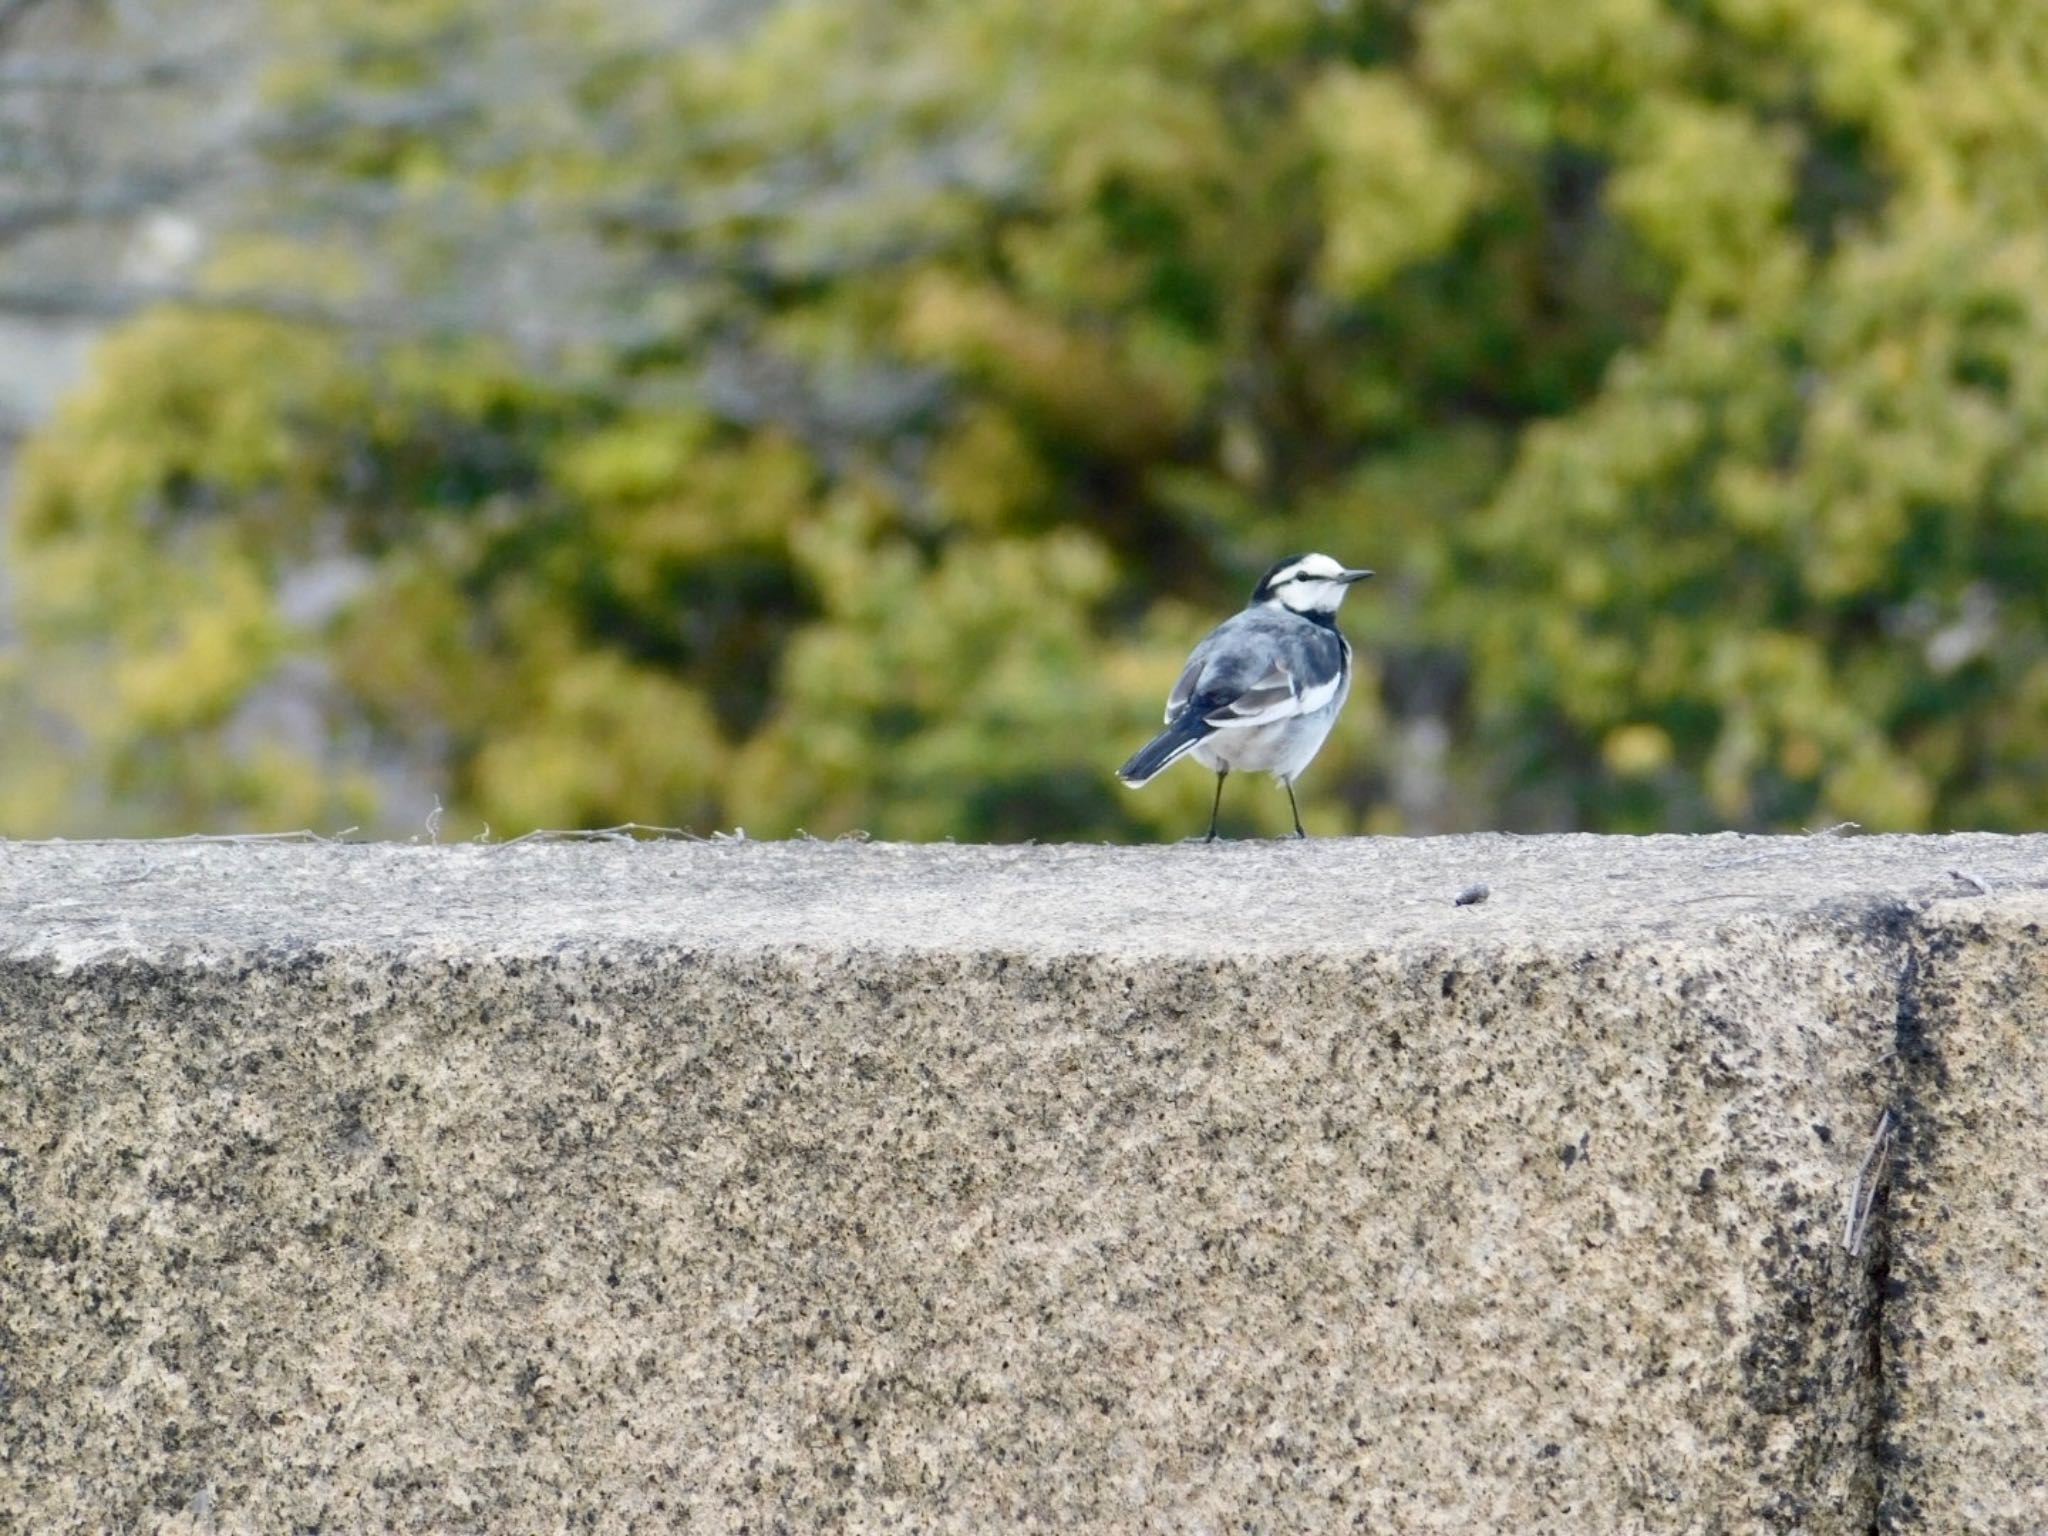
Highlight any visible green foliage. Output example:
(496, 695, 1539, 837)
(8, 0, 2048, 837)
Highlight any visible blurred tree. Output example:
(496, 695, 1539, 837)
(0, 0, 263, 831)
(1457, 0, 2048, 830)
(6, 0, 2048, 838)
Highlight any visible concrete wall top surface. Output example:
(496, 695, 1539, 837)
(4, 832, 2044, 961)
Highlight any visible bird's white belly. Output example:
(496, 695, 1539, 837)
(1192, 706, 1341, 783)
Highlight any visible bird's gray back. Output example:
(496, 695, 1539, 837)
(1182, 607, 1347, 706)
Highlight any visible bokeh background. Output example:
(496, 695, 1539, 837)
(2, 0, 2045, 841)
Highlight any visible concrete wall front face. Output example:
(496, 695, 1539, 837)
(0, 838, 2040, 1533)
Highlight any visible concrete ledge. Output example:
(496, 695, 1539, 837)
(1, 836, 2043, 1533)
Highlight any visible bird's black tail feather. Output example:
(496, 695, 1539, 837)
(1118, 717, 1208, 786)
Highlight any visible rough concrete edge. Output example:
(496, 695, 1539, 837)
(1849, 889, 2038, 1535)
(1838, 897, 1919, 1536)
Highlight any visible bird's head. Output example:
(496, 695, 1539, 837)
(1250, 552, 1374, 615)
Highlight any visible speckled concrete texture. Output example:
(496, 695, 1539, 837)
(1875, 890, 2048, 1534)
(0, 835, 2042, 1533)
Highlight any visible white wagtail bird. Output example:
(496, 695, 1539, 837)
(1117, 553, 1372, 840)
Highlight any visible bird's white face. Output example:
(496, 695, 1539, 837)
(1255, 552, 1373, 615)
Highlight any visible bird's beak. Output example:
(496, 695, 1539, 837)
(1341, 568, 1374, 584)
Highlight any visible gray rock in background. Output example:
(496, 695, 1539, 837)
(0, 834, 2042, 1532)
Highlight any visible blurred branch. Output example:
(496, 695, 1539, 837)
(253, 91, 481, 150)
(0, 56, 214, 90)
(0, 276, 481, 333)
(581, 144, 1029, 240)
(0, 172, 194, 244)
(0, 275, 707, 364)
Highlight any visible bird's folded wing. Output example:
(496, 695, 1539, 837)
(1165, 653, 1205, 723)
(1204, 662, 1304, 728)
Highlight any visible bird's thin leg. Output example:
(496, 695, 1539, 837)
(1205, 769, 1228, 843)
(1285, 780, 1305, 839)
